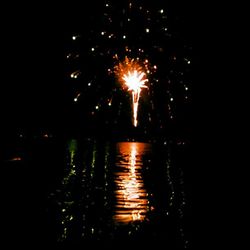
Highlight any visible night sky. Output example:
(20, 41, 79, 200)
(1, 0, 196, 140)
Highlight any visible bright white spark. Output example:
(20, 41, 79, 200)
(122, 70, 148, 92)
(122, 70, 148, 127)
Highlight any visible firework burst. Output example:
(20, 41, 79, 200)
(115, 57, 149, 127)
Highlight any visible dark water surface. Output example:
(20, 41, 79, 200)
(1, 136, 191, 248)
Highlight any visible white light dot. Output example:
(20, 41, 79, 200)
(95, 106, 99, 110)
(187, 60, 191, 64)
(123, 35, 126, 39)
(91, 47, 95, 51)
(185, 87, 188, 90)
(72, 36, 76, 40)
(108, 102, 112, 106)
(128, 18, 130, 22)
(146, 28, 150, 33)
(88, 82, 91, 86)
(101, 31, 105, 35)
(160, 9, 164, 13)
(164, 27, 168, 31)
(106, 3, 109, 7)
(170, 97, 174, 101)
(74, 98, 77, 102)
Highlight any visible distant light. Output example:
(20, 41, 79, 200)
(88, 82, 91, 86)
(105, 3, 109, 7)
(101, 31, 105, 35)
(185, 87, 188, 90)
(170, 97, 174, 101)
(153, 65, 157, 69)
(70, 70, 81, 79)
(74, 98, 77, 102)
(72, 36, 76, 40)
(95, 105, 99, 110)
(123, 35, 126, 39)
(108, 102, 112, 106)
(91, 47, 95, 51)
(147, 70, 150, 74)
(146, 28, 150, 33)
(187, 60, 191, 64)
(10, 157, 22, 161)
(160, 9, 164, 14)
(164, 27, 168, 31)
(128, 18, 131, 22)
(43, 133, 49, 138)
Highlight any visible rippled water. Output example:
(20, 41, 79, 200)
(113, 142, 151, 223)
(1, 137, 191, 248)
(45, 138, 190, 247)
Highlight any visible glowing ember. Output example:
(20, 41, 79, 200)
(115, 57, 148, 127)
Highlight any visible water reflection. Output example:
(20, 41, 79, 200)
(114, 142, 151, 223)
(49, 139, 189, 246)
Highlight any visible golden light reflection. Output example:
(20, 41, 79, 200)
(114, 142, 151, 223)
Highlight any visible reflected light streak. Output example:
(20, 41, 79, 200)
(114, 142, 150, 223)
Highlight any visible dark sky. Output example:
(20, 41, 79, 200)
(1, 1, 197, 132)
